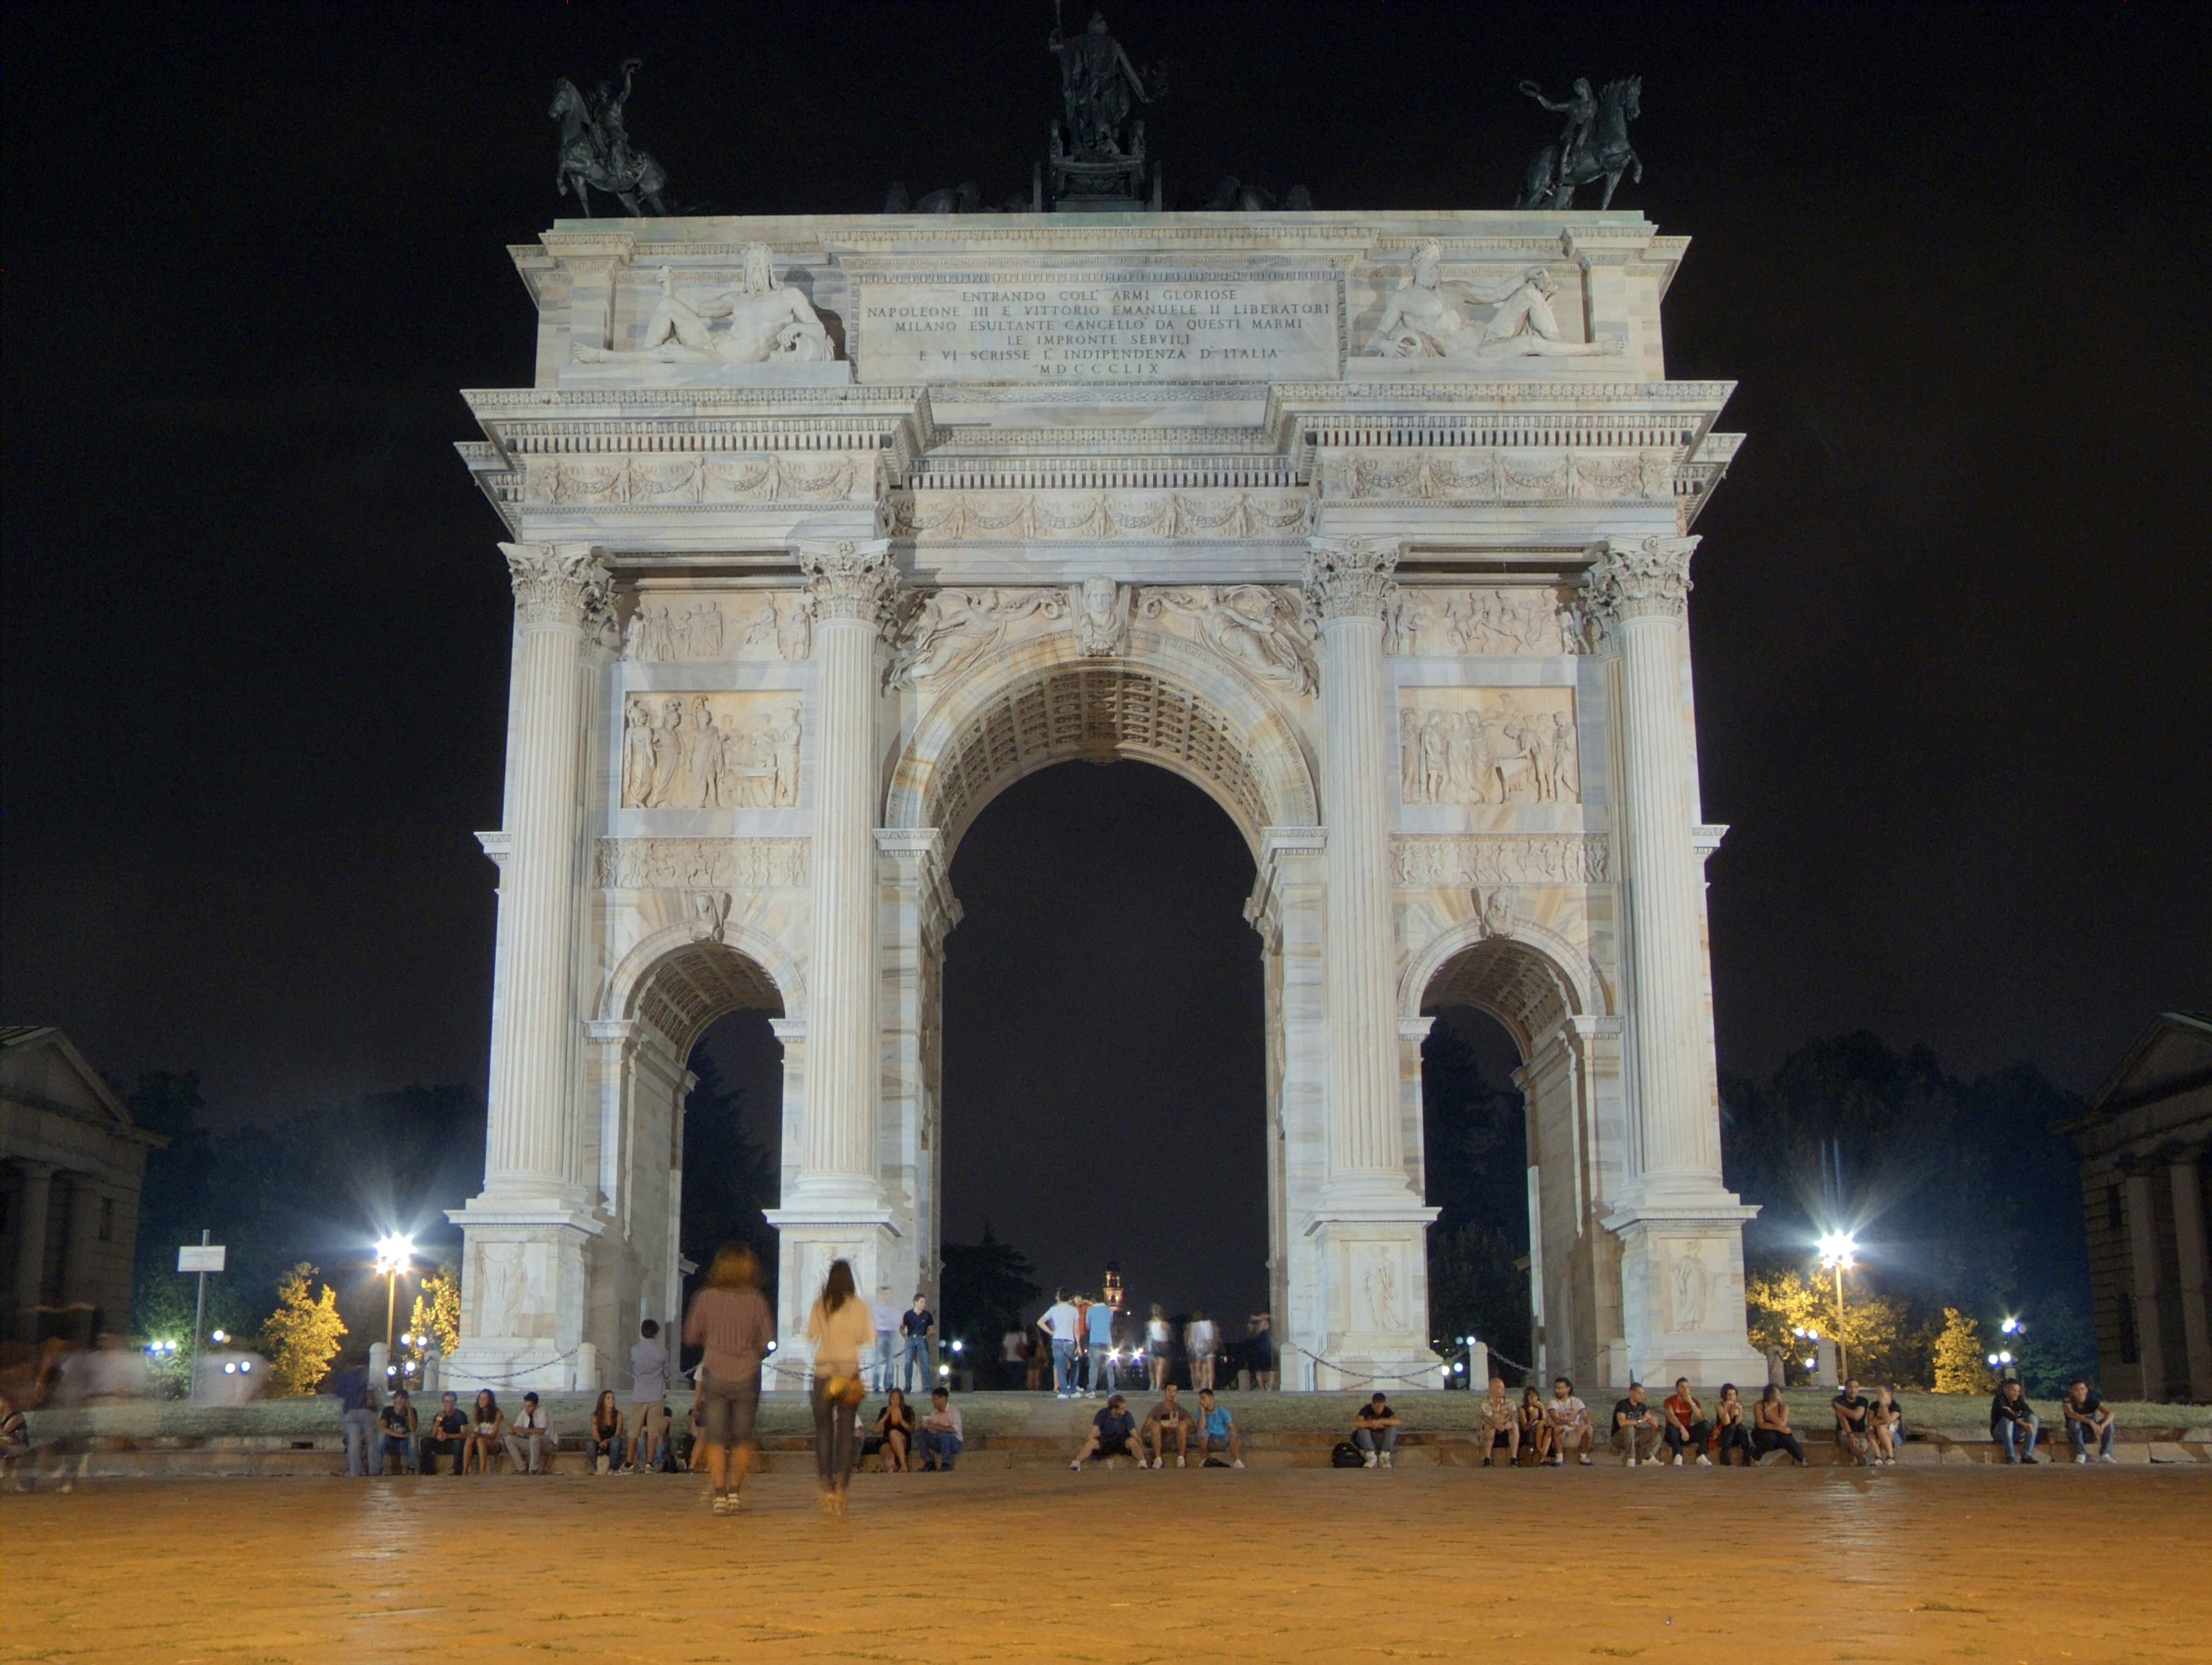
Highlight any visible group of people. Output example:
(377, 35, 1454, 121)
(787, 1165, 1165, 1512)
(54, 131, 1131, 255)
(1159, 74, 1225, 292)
(1022, 1292, 1275, 1398)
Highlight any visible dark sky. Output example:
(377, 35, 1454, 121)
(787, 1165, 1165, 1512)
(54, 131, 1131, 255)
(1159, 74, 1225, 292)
(5, 4, 2208, 1303)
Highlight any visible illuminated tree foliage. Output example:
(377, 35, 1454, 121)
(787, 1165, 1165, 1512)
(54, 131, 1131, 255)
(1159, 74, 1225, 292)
(408, 1265, 461, 1355)
(1746, 1266, 1920, 1388)
(1932, 1307, 1996, 1395)
(260, 1262, 346, 1396)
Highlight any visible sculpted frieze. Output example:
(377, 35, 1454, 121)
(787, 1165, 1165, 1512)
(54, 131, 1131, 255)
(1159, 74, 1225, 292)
(523, 450, 868, 508)
(1386, 588, 1580, 657)
(887, 587, 1069, 688)
(1400, 690, 1579, 806)
(620, 692, 803, 809)
(892, 488, 1313, 543)
(1138, 585, 1317, 695)
(622, 592, 811, 662)
(1392, 834, 1610, 887)
(1321, 448, 1671, 504)
(596, 837, 810, 890)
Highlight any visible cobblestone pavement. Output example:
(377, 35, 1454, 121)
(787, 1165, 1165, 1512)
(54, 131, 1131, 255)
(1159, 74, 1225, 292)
(5, 1463, 2209, 1662)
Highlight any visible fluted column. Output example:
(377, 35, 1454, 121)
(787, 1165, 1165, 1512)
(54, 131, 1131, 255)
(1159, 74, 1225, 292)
(792, 537, 899, 1201)
(1587, 535, 1723, 1193)
(482, 541, 609, 1203)
(1305, 538, 1417, 1198)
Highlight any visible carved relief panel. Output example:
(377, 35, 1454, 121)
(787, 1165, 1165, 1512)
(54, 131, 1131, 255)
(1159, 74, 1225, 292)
(1399, 688, 1579, 806)
(1387, 587, 1589, 657)
(622, 591, 811, 662)
(621, 692, 803, 810)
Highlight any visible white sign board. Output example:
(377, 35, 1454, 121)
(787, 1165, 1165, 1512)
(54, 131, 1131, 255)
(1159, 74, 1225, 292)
(853, 268, 1341, 383)
(177, 1245, 226, 1273)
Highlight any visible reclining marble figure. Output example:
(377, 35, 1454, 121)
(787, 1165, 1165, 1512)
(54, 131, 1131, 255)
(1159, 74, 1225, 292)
(1368, 240, 1623, 360)
(575, 245, 834, 365)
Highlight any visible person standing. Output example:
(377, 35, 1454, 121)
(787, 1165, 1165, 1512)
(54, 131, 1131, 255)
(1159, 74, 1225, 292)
(1248, 1312, 1277, 1391)
(1085, 1297, 1116, 1399)
(873, 1286, 901, 1393)
(325, 1352, 376, 1478)
(806, 1258, 874, 1515)
(684, 1243, 776, 1515)
(901, 1293, 937, 1394)
(1145, 1304, 1172, 1392)
(628, 1319, 671, 1474)
(1187, 1311, 1218, 1392)
(1000, 1324, 1028, 1391)
(1041, 1290, 1083, 1399)
(2062, 1378, 2118, 1463)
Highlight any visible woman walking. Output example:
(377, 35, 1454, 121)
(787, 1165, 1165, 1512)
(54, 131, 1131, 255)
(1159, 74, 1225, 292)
(1146, 1305, 1172, 1392)
(683, 1243, 775, 1516)
(806, 1258, 874, 1515)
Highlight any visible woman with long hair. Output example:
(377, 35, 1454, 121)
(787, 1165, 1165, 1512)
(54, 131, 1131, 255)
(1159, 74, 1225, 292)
(805, 1258, 873, 1514)
(1146, 1305, 1171, 1392)
(587, 1390, 626, 1474)
(683, 1242, 774, 1516)
(1712, 1383, 1754, 1466)
(868, 1387, 916, 1473)
(464, 1389, 503, 1475)
(1752, 1383, 1807, 1465)
(1517, 1384, 1552, 1465)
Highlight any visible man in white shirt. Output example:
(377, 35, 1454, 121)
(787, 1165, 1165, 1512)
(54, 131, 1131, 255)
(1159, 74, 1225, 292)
(872, 1286, 900, 1392)
(1040, 1291, 1083, 1399)
(1546, 1375, 1593, 1466)
(504, 1391, 554, 1474)
(627, 1320, 672, 1472)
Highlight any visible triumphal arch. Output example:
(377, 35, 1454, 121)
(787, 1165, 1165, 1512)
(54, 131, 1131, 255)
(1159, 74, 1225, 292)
(445, 206, 1762, 1395)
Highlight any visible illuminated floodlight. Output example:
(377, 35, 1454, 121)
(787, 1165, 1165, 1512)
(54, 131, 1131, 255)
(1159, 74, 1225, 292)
(765, 1339, 777, 1352)
(950, 1339, 964, 1355)
(2000, 1317, 2024, 1336)
(1815, 1232, 1858, 1269)
(239, 1360, 252, 1372)
(1987, 1352, 2000, 1366)
(374, 1234, 416, 1273)
(938, 1363, 950, 1377)
(224, 1362, 238, 1375)
(211, 1329, 228, 1344)
(1803, 1357, 1815, 1370)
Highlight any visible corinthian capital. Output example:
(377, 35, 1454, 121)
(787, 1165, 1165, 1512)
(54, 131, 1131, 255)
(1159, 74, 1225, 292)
(797, 537, 901, 627)
(1302, 536, 1401, 622)
(501, 542, 612, 631)
(1584, 535, 1698, 629)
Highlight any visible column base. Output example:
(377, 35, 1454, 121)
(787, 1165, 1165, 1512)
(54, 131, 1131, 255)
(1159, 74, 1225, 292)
(1601, 1196, 1765, 1388)
(445, 1198, 606, 1395)
(1303, 1207, 1443, 1392)
(760, 1204, 902, 1391)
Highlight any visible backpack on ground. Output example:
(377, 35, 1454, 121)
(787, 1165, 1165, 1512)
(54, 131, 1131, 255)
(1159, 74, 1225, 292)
(1330, 1440, 1365, 1469)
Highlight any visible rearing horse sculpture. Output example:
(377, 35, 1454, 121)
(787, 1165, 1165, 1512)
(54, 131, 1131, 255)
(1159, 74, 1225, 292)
(550, 63, 670, 218)
(1516, 76, 1642, 211)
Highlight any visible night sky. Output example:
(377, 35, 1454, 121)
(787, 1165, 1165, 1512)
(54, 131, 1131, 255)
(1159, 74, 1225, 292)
(4, 4, 2207, 1312)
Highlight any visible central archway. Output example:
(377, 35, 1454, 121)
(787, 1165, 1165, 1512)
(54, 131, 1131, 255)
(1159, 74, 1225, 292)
(878, 632, 1321, 1386)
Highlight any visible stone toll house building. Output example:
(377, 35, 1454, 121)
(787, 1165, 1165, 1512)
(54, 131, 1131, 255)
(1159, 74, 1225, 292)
(445, 209, 1761, 1396)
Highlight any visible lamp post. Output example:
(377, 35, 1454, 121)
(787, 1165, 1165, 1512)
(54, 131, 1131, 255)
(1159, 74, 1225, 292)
(374, 1235, 415, 1351)
(1816, 1233, 1858, 1381)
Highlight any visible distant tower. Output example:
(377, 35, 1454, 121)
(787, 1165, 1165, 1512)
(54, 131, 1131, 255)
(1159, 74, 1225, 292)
(1103, 1261, 1124, 1309)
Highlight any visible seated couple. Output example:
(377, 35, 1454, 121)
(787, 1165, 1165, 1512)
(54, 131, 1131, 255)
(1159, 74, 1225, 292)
(863, 1387, 965, 1470)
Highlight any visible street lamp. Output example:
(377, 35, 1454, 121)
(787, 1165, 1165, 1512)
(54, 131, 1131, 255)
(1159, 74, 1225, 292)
(373, 1234, 415, 1351)
(1815, 1233, 1858, 1380)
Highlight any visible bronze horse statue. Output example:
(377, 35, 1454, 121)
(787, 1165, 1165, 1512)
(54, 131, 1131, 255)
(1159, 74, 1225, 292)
(550, 62, 669, 218)
(1516, 76, 1642, 211)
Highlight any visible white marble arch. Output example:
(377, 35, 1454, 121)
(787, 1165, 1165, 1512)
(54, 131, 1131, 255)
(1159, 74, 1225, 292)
(583, 925, 798, 1385)
(884, 626, 1321, 858)
(1405, 919, 1628, 1391)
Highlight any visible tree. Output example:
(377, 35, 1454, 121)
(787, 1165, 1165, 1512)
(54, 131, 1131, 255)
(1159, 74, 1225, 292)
(260, 1263, 346, 1396)
(1426, 1220, 1532, 1376)
(408, 1264, 461, 1355)
(1746, 1264, 1924, 1388)
(1932, 1307, 1995, 1395)
(2012, 1294, 2097, 1398)
(938, 1223, 1043, 1352)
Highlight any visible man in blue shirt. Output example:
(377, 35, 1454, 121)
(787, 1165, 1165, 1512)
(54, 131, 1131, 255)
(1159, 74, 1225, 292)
(901, 1294, 936, 1393)
(1069, 1393, 1141, 1470)
(1084, 1298, 1116, 1399)
(1195, 1388, 1245, 1468)
(323, 1353, 376, 1477)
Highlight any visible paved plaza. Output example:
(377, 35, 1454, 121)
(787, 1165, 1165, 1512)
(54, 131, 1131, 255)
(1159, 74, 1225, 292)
(6, 1464, 2208, 1663)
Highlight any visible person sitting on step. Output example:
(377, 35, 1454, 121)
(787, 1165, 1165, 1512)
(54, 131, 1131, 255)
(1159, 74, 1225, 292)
(918, 1386, 964, 1470)
(1663, 1378, 1712, 1467)
(1546, 1377, 1594, 1466)
(1478, 1376, 1520, 1467)
(1195, 1388, 1245, 1468)
(1611, 1383, 1663, 1466)
(1143, 1382, 1199, 1469)
(1751, 1384, 1807, 1465)
(2061, 1378, 2118, 1464)
(1351, 1393, 1402, 1469)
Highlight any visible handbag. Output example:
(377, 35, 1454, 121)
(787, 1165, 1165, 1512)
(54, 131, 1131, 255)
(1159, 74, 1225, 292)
(825, 1372, 867, 1410)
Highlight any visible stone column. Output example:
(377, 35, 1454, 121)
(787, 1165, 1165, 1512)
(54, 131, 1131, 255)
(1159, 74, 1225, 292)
(60, 1174, 103, 1313)
(2125, 1170, 2168, 1400)
(482, 542, 610, 1204)
(1586, 535, 1761, 1385)
(2169, 1154, 2211, 1402)
(1304, 538, 1416, 1197)
(763, 538, 901, 1367)
(1299, 539, 1437, 1388)
(446, 542, 612, 1396)
(10, 1163, 54, 1342)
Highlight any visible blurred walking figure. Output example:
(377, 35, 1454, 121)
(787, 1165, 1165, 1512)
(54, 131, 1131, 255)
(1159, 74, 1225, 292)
(806, 1257, 873, 1515)
(685, 1244, 775, 1515)
(872, 1286, 900, 1392)
(1186, 1310, 1218, 1392)
(1247, 1312, 1276, 1391)
(1145, 1305, 1172, 1391)
(1, 1392, 31, 1489)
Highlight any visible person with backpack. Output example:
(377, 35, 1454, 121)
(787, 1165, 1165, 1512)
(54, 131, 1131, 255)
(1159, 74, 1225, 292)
(1351, 1393, 1401, 1469)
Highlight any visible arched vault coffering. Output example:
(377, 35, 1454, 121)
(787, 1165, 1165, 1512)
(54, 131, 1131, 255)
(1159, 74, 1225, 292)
(882, 630, 1321, 861)
(1403, 919, 1601, 1062)
(599, 922, 795, 1057)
